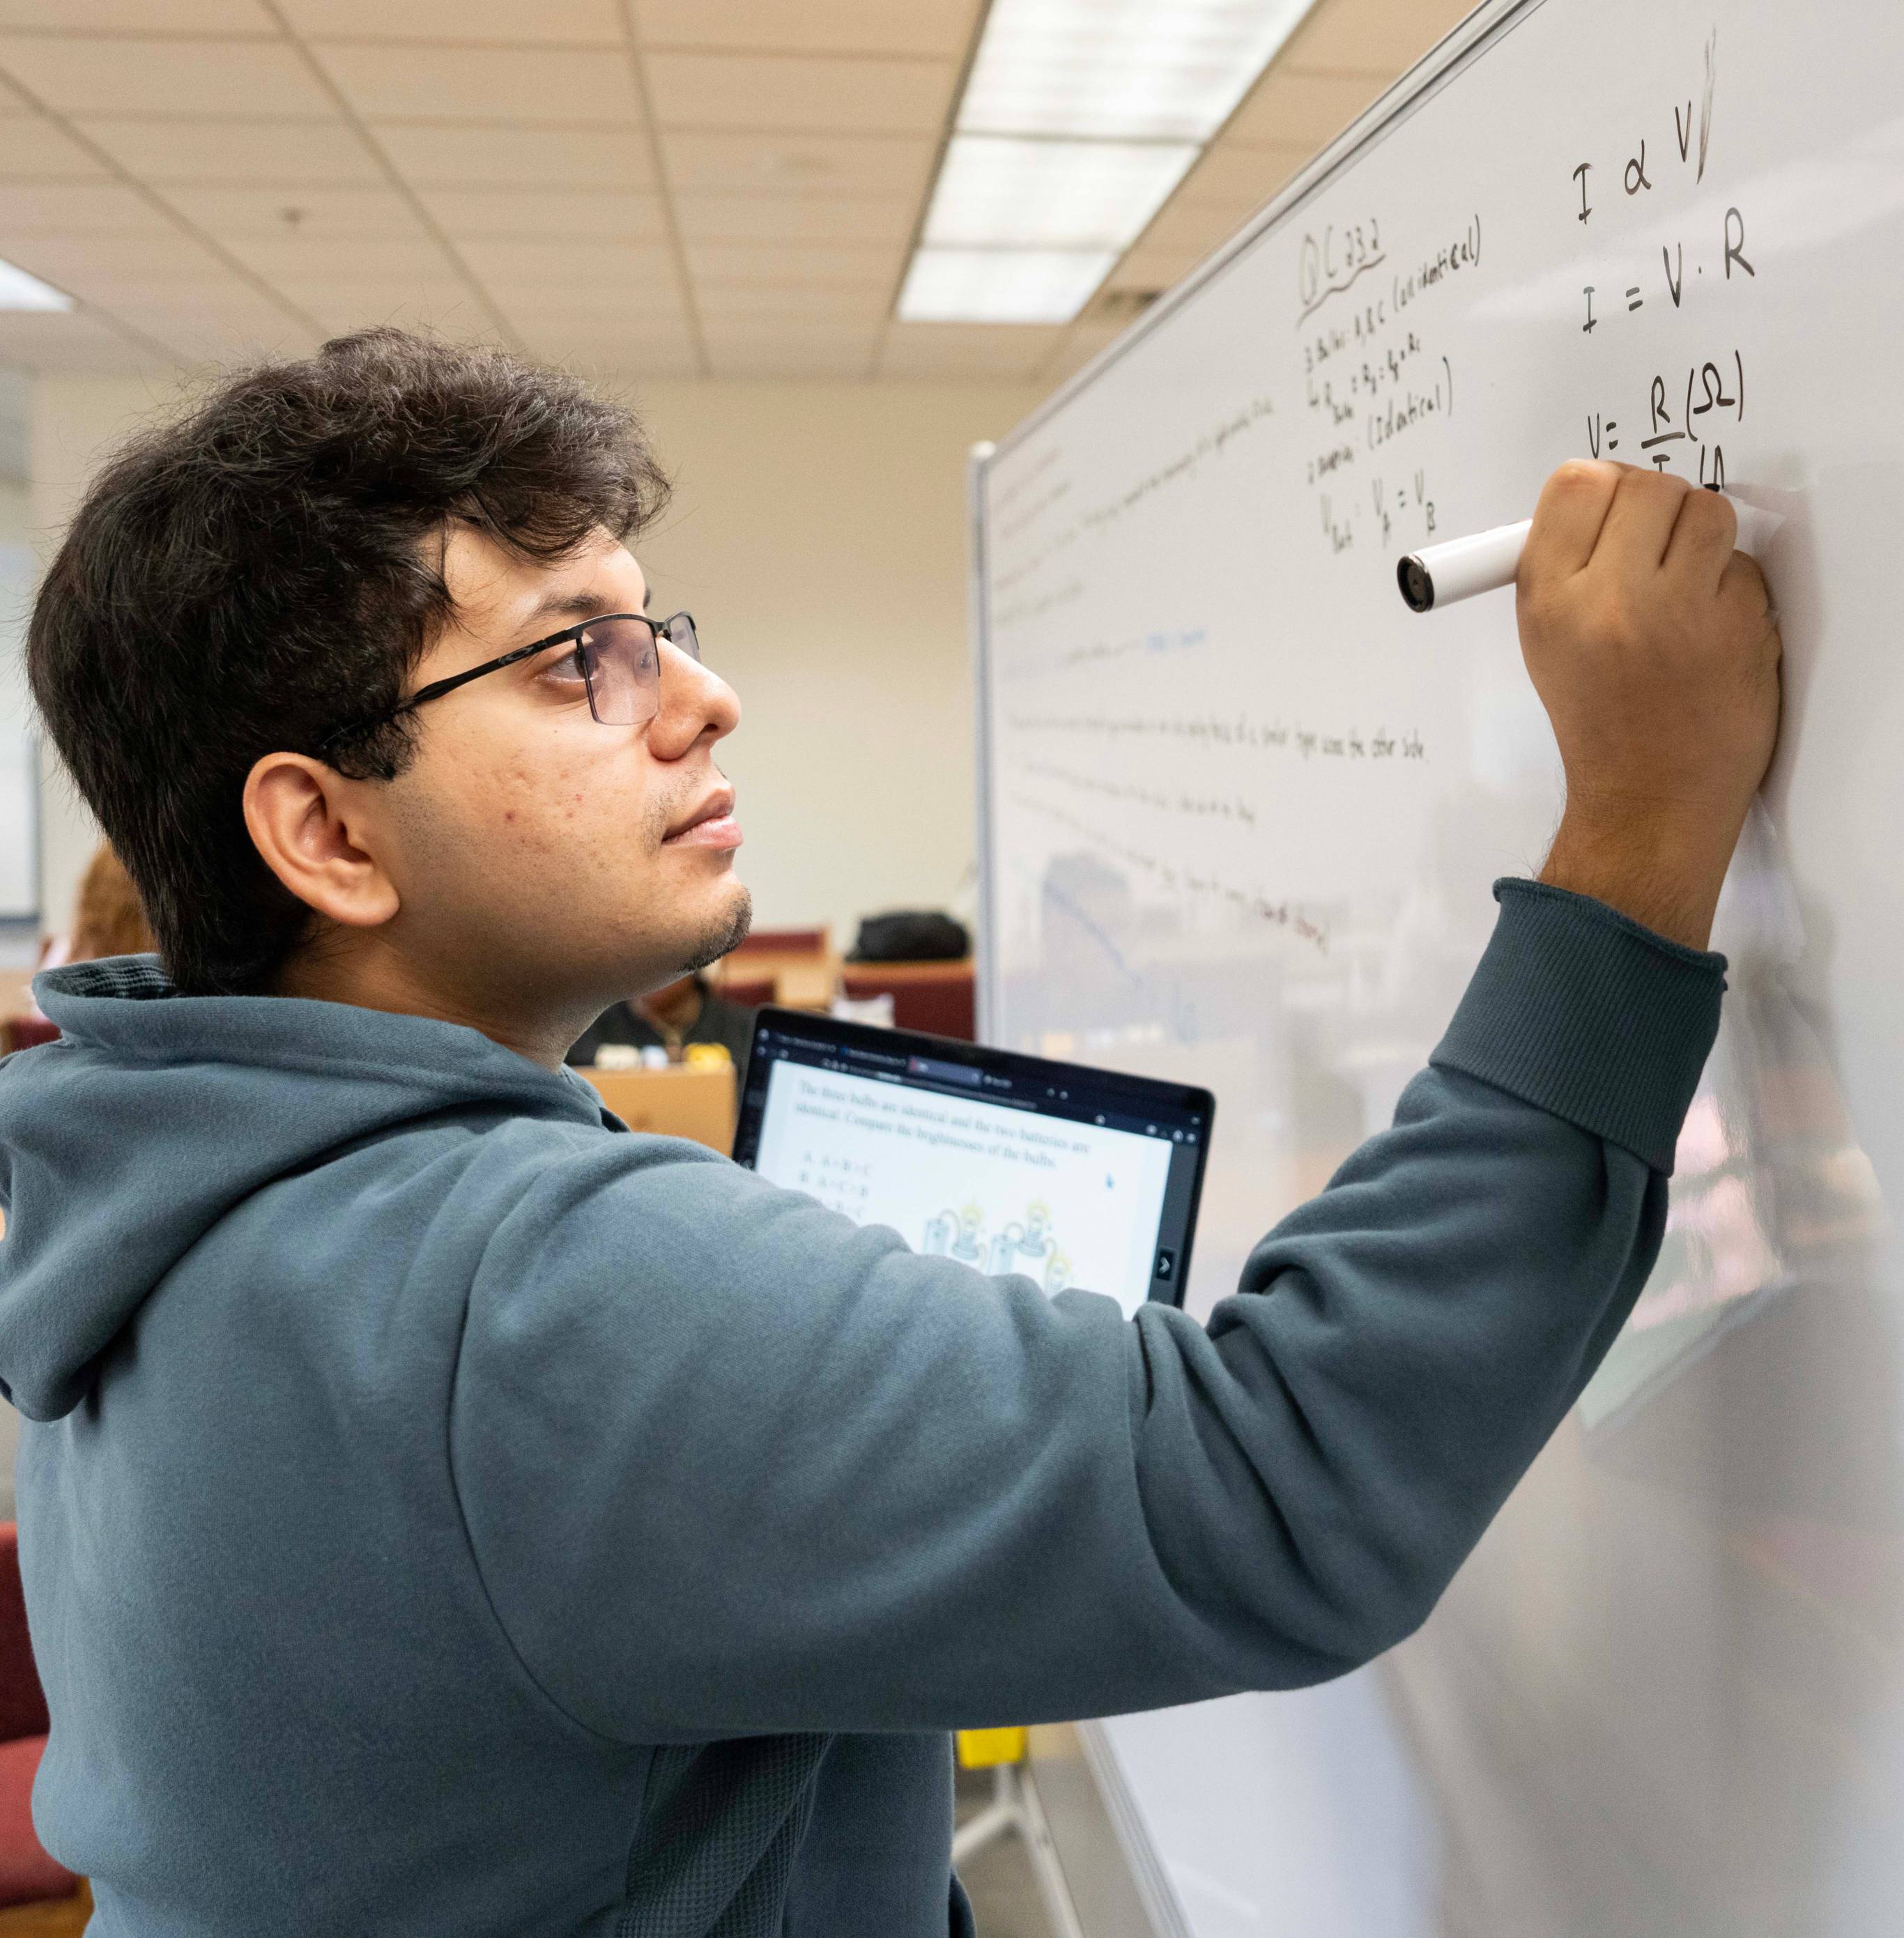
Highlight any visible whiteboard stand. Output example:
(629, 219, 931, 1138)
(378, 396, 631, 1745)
(952, 1758, 1087, 1938)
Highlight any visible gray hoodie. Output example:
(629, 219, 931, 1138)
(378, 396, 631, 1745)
(0, 880, 1722, 1937)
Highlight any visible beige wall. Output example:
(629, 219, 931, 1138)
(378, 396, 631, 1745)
(27, 371, 1041, 952)
(629, 378, 1038, 944)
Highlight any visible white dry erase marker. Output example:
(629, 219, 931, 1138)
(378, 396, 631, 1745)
(1397, 493, 1782, 613)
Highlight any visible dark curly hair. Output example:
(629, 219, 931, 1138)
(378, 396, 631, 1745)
(28, 328, 670, 995)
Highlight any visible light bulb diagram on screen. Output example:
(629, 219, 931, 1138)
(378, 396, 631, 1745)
(751, 1063, 1169, 1310)
(921, 1197, 1074, 1293)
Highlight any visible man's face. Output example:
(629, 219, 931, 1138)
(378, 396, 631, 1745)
(369, 524, 748, 1022)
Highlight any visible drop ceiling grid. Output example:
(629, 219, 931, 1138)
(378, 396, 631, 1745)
(0, 0, 1459, 383)
(0, 31, 328, 369)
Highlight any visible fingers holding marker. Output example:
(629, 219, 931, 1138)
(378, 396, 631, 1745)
(1404, 470, 1781, 615)
(1664, 478, 1741, 587)
(1592, 464, 1692, 576)
(1520, 459, 1624, 583)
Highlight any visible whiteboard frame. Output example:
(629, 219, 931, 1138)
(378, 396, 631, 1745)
(966, 440, 999, 1043)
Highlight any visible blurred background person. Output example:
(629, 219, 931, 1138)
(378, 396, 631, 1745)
(566, 970, 755, 1078)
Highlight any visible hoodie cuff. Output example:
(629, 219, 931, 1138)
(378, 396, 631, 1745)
(1429, 879, 1726, 1176)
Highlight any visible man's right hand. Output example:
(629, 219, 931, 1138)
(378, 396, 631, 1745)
(1516, 460, 1783, 951)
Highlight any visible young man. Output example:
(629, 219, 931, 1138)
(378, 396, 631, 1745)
(3, 331, 1777, 1937)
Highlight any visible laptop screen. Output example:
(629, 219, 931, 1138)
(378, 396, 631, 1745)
(733, 1008, 1214, 1316)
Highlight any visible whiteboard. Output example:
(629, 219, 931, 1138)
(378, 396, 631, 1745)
(973, 1, 1904, 1931)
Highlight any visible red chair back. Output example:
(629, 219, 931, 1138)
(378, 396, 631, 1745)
(0, 1528, 47, 1744)
(717, 974, 776, 1008)
(841, 967, 976, 1042)
(728, 928, 828, 958)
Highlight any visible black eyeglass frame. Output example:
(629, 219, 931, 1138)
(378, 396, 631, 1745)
(316, 610, 698, 761)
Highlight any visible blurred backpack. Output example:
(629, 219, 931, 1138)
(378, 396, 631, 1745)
(849, 911, 970, 962)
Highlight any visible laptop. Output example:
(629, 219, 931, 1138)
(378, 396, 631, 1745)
(733, 1008, 1215, 1316)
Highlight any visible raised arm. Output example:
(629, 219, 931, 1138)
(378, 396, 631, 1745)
(450, 463, 1781, 1741)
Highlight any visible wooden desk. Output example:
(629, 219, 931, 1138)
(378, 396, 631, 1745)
(576, 1063, 737, 1154)
(710, 950, 840, 1012)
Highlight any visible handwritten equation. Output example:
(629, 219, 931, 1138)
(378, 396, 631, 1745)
(1297, 213, 1477, 555)
(1572, 29, 1756, 489)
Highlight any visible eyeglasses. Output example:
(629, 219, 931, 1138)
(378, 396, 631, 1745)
(318, 610, 700, 761)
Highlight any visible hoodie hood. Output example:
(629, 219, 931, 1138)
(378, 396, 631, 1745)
(0, 955, 611, 1421)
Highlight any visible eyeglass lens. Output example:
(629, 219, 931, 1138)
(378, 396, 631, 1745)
(576, 613, 700, 725)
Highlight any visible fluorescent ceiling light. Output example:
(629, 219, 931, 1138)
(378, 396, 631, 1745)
(0, 259, 70, 312)
(961, 0, 1321, 142)
(923, 135, 1197, 251)
(898, 248, 1119, 325)
(902, 0, 1320, 323)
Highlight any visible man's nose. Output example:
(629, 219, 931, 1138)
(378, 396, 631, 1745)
(652, 643, 740, 754)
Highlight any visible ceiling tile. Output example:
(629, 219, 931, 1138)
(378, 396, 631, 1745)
(101, 290, 316, 360)
(0, 114, 111, 180)
(267, 275, 491, 337)
(314, 43, 640, 125)
(705, 345, 877, 380)
(671, 194, 917, 245)
(281, 0, 621, 43)
(644, 52, 955, 137)
(516, 324, 699, 378)
(1134, 198, 1250, 263)
(1041, 318, 1122, 387)
(484, 286, 688, 341)
(0, 36, 335, 118)
(3, 231, 238, 294)
(415, 187, 664, 240)
(693, 282, 888, 325)
(634, 0, 981, 60)
(1282, 0, 1470, 77)
(374, 121, 654, 189)
(0, 180, 178, 234)
(0, 305, 163, 374)
(0, 1, 275, 28)
(1107, 243, 1203, 294)
(682, 239, 900, 286)
(661, 130, 934, 201)
(877, 321, 1061, 380)
(164, 185, 429, 240)
(1224, 68, 1384, 149)
(222, 231, 458, 282)
(700, 318, 880, 378)
(78, 115, 383, 185)
(456, 236, 675, 291)
(1175, 144, 1309, 213)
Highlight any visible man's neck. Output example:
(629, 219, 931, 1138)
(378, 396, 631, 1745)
(272, 932, 583, 1072)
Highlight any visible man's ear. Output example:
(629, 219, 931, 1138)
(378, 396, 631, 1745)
(242, 753, 401, 930)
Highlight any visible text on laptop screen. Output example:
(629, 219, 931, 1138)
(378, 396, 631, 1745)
(740, 1018, 1209, 1316)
